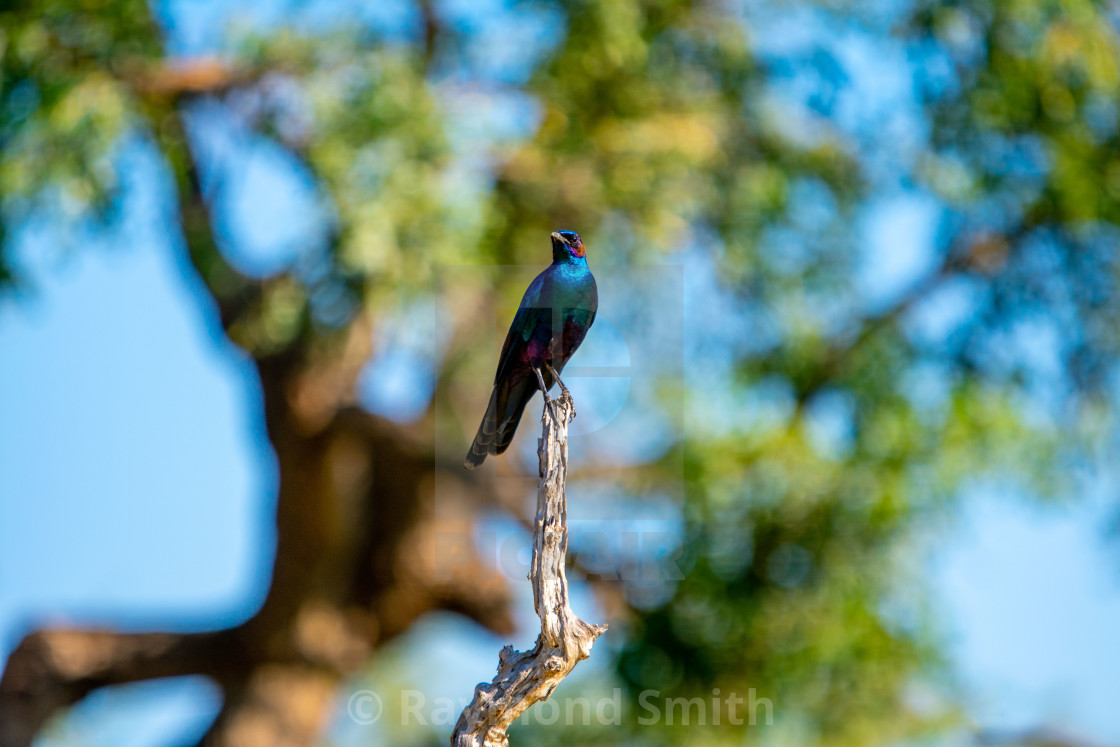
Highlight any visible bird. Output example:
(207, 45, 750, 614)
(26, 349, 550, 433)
(464, 230, 598, 469)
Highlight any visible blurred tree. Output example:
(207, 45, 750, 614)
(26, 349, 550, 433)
(2, 0, 1118, 745)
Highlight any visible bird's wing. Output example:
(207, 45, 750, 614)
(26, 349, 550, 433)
(493, 271, 550, 385)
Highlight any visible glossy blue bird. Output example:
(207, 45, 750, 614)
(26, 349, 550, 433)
(465, 230, 598, 469)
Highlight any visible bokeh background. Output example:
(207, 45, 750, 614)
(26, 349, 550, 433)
(3, 0, 1120, 745)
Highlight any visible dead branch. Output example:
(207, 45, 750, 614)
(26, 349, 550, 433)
(451, 393, 607, 747)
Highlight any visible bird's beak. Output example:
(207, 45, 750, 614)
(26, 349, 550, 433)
(550, 231, 567, 245)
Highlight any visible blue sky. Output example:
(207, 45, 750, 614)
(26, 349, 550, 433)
(933, 490, 1120, 742)
(3, 143, 1120, 747)
(0, 212, 264, 744)
(2, 1, 1120, 745)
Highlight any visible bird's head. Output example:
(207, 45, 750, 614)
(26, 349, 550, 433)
(551, 230, 586, 262)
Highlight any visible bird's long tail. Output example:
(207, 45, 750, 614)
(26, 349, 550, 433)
(464, 375, 540, 469)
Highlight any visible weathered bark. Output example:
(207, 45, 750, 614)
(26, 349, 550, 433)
(452, 393, 607, 747)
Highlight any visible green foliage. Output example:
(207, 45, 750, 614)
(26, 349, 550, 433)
(0, 0, 159, 267)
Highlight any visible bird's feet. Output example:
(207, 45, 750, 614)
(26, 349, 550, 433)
(545, 363, 575, 419)
(559, 388, 575, 419)
(533, 367, 557, 418)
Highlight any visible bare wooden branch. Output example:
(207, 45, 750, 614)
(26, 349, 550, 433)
(452, 393, 607, 747)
